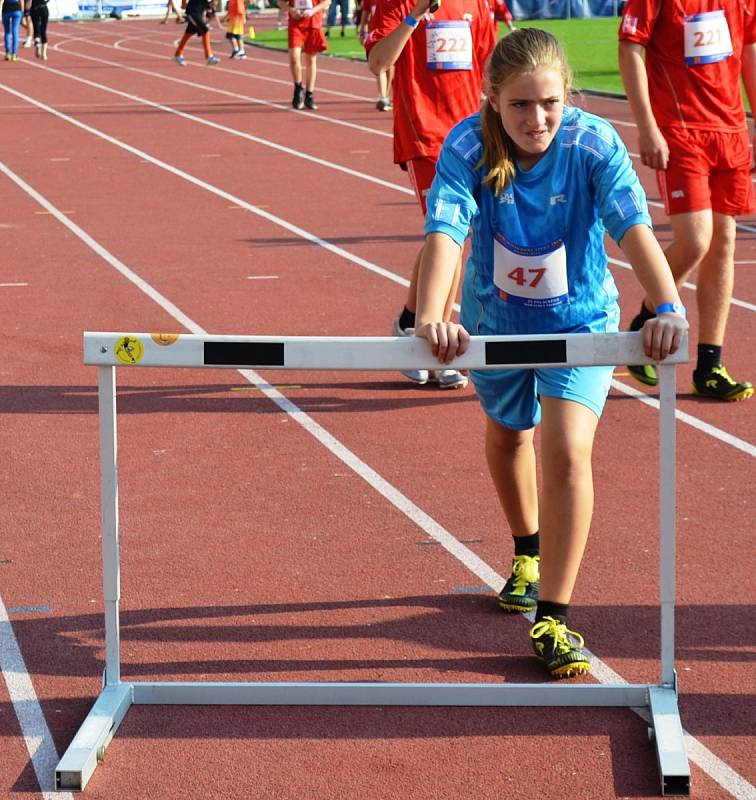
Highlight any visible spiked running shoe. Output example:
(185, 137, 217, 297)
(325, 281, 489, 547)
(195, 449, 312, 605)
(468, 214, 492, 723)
(391, 316, 428, 385)
(627, 362, 657, 387)
(692, 364, 754, 402)
(429, 369, 468, 390)
(292, 83, 305, 110)
(530, 616, 590, 679)
(498, 554, 539, 612)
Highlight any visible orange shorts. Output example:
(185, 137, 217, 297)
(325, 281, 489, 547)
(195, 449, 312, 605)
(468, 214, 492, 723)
(288, 21, 327, 54)
(657, 127, 755, 217)
(405, 156, 438, 216)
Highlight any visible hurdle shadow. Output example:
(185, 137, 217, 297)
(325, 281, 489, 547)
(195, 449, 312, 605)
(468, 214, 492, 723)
(0, 383, 479, 416)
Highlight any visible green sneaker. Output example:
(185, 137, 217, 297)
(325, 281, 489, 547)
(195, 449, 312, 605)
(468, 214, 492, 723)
(692, 364, 754, 402)
(530, 616, 591, 679)
(498, 554, 539, 612)
(627, 362, 657, 387)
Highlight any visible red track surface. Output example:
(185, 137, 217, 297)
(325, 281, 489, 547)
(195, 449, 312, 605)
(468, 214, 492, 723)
(1, 16, 754, 800)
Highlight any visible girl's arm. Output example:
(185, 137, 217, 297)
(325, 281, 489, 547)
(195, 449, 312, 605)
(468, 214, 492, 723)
(619, 224, 689, 361)
(367, 0, 432, 75)
(415, 232, 470, 363)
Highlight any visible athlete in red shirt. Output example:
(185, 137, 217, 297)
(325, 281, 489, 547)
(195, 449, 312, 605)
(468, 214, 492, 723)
(618, 0, 756, 400)
(365, 0, 495, 388)
(283, 0, 329, 110)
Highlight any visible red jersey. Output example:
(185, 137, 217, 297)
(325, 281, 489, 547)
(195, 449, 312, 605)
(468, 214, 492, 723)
(365, 0, 496, 164)
(227, 0, 245, 15)
(288, 0, 324, 31)
(619, 0, 756, 131)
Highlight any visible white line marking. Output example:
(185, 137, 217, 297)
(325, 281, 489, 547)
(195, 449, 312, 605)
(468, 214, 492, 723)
(607, 257, 756, 313)
(0, 282, 30, 287)
(41, 38, 756, 304)
(246, 275, 279, 279)
(2, 155, 754, 798)
(0, 595, 75, 800)
(29, 53, 407, 196)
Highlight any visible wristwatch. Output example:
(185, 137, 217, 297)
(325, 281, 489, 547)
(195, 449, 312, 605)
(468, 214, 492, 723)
(655, 302, 686, 318)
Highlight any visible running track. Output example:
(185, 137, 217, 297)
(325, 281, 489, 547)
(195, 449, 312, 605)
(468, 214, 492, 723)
(0, 16, 754, 800)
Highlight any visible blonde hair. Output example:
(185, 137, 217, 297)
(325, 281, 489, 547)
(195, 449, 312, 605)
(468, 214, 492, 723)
(478, 28, 572, 195)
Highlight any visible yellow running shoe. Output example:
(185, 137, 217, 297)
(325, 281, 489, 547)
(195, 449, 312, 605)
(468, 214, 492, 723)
(498, 554, 539, 612)
(692, 364, 753, 401)
(530, 616, 591, 679)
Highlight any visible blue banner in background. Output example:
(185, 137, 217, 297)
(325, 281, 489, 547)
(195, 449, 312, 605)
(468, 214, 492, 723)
(510, 0, 619, 17)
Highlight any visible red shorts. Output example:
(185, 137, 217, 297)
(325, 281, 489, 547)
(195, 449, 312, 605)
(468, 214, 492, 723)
(657, 127, 755, 217)
(288, 20, 327, 54)
(405, 156, 438, 216)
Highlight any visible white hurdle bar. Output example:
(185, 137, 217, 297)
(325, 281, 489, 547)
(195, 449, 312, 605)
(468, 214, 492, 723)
(56, 331, 690, 795)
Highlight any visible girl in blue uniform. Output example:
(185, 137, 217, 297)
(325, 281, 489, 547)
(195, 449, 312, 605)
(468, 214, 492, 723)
(415, 29, 688, 678)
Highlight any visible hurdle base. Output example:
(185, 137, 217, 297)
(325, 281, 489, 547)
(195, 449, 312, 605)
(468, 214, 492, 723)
(55, 679, 689, 794)
(55, 683, 132, 791)
(649, 684, 691, 796)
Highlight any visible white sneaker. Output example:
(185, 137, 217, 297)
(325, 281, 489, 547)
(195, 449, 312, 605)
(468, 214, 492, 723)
(22, 36, 32, 48)
(391, 316, 428, 385)
(206, 54, 219, 65)
(429, 369, 468, 390)
(174, 54, 186, 65)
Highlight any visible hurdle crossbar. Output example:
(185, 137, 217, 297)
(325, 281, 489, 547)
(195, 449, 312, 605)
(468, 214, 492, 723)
(55, 331, 690, 796)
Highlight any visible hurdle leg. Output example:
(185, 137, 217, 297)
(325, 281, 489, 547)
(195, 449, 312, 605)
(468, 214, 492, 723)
(55, 366, 131, 790)
(650, 363, 690, 796)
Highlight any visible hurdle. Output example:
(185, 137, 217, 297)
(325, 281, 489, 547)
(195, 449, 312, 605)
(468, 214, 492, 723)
(55, 331, 690, 795)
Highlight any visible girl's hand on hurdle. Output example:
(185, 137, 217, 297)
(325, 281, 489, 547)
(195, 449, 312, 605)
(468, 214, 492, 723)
(415, 322, 470, 364)
(642, 313, 688, 363)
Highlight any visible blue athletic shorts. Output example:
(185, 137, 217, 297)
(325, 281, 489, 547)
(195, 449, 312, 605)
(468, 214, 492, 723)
(469, 362, 615, 430)
(465, 305, 619, 430)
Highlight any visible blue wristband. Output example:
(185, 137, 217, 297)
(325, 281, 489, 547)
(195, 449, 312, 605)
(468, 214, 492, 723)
(655, 302, 686, 318)
(403, 14, 418, 27)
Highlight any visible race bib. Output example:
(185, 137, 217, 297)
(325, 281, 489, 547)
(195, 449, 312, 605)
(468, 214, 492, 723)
(425, 20, 473, 71)
(493, 234, 568, 308)
(294, 0, 313, 9)
(683, 10, 732, 65)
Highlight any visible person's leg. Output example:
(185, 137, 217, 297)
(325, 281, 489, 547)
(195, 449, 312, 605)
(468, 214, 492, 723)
(175, 29, 192, 55)
(288, 45, 303, 84)
(627, 210, 711, 386)
(529, 395, 598, 678)
(3, 14, 10, 57)
(485, 417, 538, 538)
(326, 0, 336, 33)
(10, 10, 21, 56)
(695, 211, 735, 347)
(339, 0, 348, 33)
(303, 51, 316, 91)
(537, 397, 598, 605)
(485, 412, 542, 613)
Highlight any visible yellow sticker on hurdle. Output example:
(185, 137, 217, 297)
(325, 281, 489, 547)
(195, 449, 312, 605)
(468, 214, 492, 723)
(114, 335, 145, 365)
(151, 333, 179, 346)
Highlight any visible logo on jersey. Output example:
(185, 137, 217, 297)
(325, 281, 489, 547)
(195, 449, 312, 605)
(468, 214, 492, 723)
(498, 192, 514, 204)
(621, 14, 638, 34)
(671, 190, 685, 199)
(550, 194, 566, 205)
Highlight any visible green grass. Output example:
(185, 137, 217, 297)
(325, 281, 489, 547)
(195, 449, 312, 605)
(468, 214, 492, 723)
(251, 16, 627, 94)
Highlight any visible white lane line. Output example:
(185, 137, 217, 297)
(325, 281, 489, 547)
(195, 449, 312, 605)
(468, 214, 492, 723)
(40, 39, 756, 295)
(0, 596, 75, 800)
(52, 34, 390, 138)
(2, 81, 753, 455)
(0, 84, 411, 287)
(39, 50, 404, 197)
(0, 156, 752, 800)
(607, 257, 756, 314)
(0, 282, 30, 287)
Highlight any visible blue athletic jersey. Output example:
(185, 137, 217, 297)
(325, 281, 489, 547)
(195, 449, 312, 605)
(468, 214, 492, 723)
(425, 105, 652, 335)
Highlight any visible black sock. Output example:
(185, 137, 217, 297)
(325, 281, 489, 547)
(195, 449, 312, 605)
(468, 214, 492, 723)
(629, 300, 655, 332)
(695, 344, 722, 376)
(536, 600, 569, 624)
(398, 306, 416, 331)
(513, 531, 539, 557)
